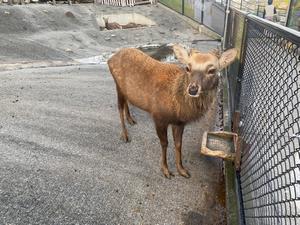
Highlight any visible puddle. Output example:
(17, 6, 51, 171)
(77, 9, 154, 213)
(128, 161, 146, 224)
(75, 44, 176, 65)
(182, 162, 226, 225)
(75, 55, 107, 65)
(138, 44, 176, 62)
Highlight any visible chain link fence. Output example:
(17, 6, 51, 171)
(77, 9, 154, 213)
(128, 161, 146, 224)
(225, 8, 300, 225)
(231, 0, 289, 26)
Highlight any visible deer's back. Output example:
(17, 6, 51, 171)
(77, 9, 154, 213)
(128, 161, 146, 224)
(108, 48, 182, 114)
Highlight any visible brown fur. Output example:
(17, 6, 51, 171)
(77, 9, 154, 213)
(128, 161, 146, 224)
(108, 46, 237, 178)
(122, 22, 145, 29)
(108, 49, 214, 122)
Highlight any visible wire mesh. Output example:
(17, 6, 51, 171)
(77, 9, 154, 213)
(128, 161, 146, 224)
(237, 17, 300, 225)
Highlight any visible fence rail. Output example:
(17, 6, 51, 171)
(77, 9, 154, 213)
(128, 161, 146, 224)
(225, 8, 300, 225)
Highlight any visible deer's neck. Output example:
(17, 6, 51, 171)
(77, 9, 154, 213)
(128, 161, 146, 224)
(172, 72, 216, 122)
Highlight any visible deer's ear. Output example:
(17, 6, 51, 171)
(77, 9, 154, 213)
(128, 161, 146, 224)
(219, 48, 238, 70)
(173, 44, 190, 64)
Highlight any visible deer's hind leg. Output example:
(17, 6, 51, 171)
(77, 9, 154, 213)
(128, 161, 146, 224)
(124, 101, 136, 125)
(116, 86, 129, 142)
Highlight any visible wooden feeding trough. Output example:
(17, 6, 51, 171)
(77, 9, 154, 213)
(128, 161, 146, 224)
(201, 131, 238, 162)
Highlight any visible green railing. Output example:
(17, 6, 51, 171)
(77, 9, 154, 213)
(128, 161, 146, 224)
(159, 0, 226, 35)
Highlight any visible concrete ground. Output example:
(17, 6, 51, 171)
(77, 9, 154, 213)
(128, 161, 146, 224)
(0, 3, 217, 66)
(0, 3, 225, 225)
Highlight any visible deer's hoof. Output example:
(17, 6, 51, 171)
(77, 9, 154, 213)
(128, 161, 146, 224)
(120, 133, 130, 143)
(127, 117, 136, 126)
(178, 168, 190, 178)
(161, 168, 174, 179)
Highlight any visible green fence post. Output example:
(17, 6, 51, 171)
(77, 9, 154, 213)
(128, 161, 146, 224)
(201, 0, 204, 23)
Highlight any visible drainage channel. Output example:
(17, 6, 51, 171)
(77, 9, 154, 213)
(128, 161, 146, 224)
(0, 42, 220, 71)
(75, 43, 176, 65)
(75, 40, 221, 65)
(0, 44, 175, 71)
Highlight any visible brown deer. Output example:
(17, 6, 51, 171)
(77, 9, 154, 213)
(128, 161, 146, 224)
(122, 22, 145, 29)
(103, 17, 122, 30)
(108, 44, 237, 178)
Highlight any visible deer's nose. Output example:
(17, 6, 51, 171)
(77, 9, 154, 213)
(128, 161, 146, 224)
(188, 84, 200, 97)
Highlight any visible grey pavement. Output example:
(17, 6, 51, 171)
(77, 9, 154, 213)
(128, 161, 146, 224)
(0, 3, 225, 225)
(0, 65, 225, 225)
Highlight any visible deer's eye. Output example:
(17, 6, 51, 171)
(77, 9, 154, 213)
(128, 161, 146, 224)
(208, 68, 216, 74)
(185, 64, 191, 72)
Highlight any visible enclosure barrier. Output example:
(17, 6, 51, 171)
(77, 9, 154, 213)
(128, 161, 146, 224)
(97, 0, 156, 6)
(225, 8, 300, 225)
(158, 0, 226, 35)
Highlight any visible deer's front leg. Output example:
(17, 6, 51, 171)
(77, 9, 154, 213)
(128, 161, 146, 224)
(172, 124, 190, 178)
(154, 120, 172, 178)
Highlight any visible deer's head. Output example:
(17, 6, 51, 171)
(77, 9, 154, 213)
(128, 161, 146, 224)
(173, 44, 237, 97)
(103, 17, 109, 24)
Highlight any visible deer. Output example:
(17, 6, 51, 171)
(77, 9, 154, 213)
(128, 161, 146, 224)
(107, 44, 237, 178)
(103, 17, 122, 30)
(122, 22, 145, 29)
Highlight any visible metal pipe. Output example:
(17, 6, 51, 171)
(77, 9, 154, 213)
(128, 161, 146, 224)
(285, 0, 292, 27)
(222, 0, 231, 49)
(247, 13, 300, 40)
(201, 0, 204, 24)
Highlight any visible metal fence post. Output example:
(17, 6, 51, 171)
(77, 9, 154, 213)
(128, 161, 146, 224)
(233, 13, 249, 113)
(223, 0, 231, 49)
(201, 0, 204, 24)
(285, 0, 293, 27)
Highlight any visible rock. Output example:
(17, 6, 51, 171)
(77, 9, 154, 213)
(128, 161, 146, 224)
(65, 11, 75, 18)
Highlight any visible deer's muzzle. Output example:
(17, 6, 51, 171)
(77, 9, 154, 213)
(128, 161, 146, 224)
(187, 83, 201, 97)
